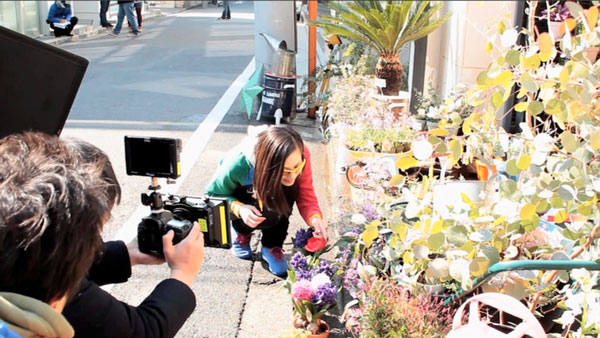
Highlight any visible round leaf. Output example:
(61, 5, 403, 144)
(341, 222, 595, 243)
(520, 203, 536, 220)
(534, 133, 554, 152)
(555, 209, 569, 223)
(501, 28, 518, 47)
(428, 258, 449, 279)
(586, 6, 599, 29)
(447, 225, 469, 247)
(537, 32, 554, 55)
(414, 245, 430, 260)
(428, 232, 445, 250)
(514, 101, 529, 112)
(560, 131, 578, 153)
(397, 156, 419, 170)
(527, 100, 544, 116)
(470, 256, 490, 277)
(590, 130, 600, 150)
(482, 246, 501, 265)
(506, 159, 522, 177)
(506, 49, 520, 66)
(516, 153, 532, 170)
(389, 174, 405, 187)
(412, 140, 434, 161)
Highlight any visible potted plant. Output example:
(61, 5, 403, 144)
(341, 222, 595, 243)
(542, 3, 572, 39)
(284, 230, 339, 337)
(310, 1, 451, 96)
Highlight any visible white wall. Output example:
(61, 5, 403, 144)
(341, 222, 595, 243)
(425, 1, 518, 96)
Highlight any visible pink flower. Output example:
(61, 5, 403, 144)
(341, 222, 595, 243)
(305, 237, 327, 252)
(292, 279, 315, 301)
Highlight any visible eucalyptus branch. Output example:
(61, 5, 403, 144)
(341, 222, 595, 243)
(529, 223, 600, 311)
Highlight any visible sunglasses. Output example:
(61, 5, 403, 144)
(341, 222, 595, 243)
(283, 158, 306, 174)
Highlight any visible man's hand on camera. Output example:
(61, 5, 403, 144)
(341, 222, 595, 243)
(239, 204, 266, 228)
(162, 222, 205, 287)
(127, 238, 165, 266)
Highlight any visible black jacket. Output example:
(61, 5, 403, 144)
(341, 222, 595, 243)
(62, 241, 196, 338)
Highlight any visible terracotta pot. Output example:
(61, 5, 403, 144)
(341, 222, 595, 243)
(308, 320, 330, 338)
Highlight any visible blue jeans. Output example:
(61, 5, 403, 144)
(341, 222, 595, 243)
(221, 0, 231, 19)
(99, 1, 110, 27)
(113, 2, 138, 34)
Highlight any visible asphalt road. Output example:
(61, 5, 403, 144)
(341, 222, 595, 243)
(60, 3, 261, 337)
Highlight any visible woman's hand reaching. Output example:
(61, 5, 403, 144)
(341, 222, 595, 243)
(239, 204, 266, 228)
(311, 217, 329, 241)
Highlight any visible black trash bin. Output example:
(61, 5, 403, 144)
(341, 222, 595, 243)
(259, 73, 295, 122)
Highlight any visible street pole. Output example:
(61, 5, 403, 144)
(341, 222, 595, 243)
(308, 0, 317, 119)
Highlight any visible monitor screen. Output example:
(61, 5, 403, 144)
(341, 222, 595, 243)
(0, 25, 88, 139)
(124, 136, 181, 179)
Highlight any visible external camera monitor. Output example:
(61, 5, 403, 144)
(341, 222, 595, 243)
(124, 136, 182, 179)
(0, 25, 89, 139)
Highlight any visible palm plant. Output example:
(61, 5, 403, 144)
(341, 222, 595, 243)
(311, 1, 451, 96)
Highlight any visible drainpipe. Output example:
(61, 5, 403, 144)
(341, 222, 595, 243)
(308, 0, 317, 119)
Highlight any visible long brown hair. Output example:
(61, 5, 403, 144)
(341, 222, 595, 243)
(253, 126, 304, 216)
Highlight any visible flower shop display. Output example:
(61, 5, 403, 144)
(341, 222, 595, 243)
(310, 1, 451, 96)
(322, 2, 600, 336)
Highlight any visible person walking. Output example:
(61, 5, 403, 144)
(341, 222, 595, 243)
(128, 0, 143, 32)
(205, 126, 329, 277)
(46, 0, 78, 37)
(99, 0, 113, 28)
(110, 0, 139, 36)
(218, 0, 231, 20)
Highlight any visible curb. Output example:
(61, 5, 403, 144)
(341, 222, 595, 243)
(36, 6, 191, 46)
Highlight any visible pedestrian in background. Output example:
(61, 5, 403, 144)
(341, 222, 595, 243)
(99, 0, 113, 28)
(128, 0, 143, 32)
(218, 0, 231, 20)
(46, 0, 79, 37)
(110, 0, 139, 37)
(205, 125, 329, 277)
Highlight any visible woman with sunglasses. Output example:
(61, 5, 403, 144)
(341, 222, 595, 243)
(205, 125, 328, 276)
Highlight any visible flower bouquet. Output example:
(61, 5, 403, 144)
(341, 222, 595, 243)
(284, 229, 340, 335)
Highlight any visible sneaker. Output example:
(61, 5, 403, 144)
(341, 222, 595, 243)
(231, 228, 253, 259)
(109, 31, 118, 36)
(129, 32, 140, 37)
(261, 246, 287, 277)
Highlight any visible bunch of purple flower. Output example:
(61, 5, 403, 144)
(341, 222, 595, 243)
(286, 249, 340, 332)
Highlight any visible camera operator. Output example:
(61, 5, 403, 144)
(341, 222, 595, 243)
(59, 138, 205, 338)
(0, 132, 113, 337)
(0, 132, 206, 338)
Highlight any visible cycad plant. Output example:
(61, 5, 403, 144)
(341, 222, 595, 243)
(311, 1, 451, 96)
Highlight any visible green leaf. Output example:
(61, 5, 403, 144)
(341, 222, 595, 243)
(521, 72, 537, 92)
(506, 159, 522, 176)
(449, 139, 463, 165)
(428, 232, 445, 251)
(481, 246, 501, 265)
(527, 100, 544, 116)
(506, 49, 520, 66)
(501, 180, 518, 196)
(560, 131, 579, 153)
(446, 225, 469, 247)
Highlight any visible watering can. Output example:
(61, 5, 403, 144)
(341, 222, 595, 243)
(259, 32, 296, 77)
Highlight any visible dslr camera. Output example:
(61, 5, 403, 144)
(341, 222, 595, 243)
(125, 136, 232, 257)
